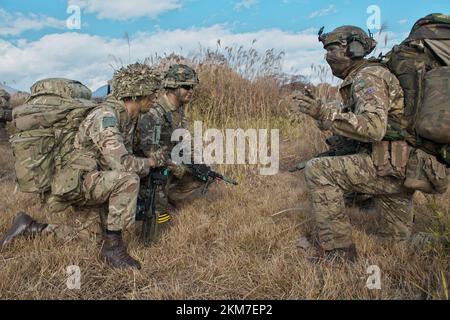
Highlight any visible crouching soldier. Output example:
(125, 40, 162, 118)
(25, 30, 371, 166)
(0, 63, 169, 269)
(290, 26, 448, 263)
(135, 64, 204, 223)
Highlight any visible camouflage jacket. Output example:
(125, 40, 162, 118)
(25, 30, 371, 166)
(71, 96, 150, 176)
(318, 62, 404, 144)
(135, 93, 188, 159)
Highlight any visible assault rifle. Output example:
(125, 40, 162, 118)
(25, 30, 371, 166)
(289, 135, 361, 172)
(185, 164, 238, 194)
(135, 168, 169, 246)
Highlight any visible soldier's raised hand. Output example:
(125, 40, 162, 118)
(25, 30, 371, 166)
(289, 89, 322, 119)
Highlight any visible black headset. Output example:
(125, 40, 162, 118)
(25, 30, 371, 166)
(347, 29, 376, 58)
(347, 37, 366, 58)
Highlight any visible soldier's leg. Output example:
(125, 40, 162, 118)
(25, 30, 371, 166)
(165, 173, 204, 206)
(81, 170, 141, 269)
(151, 173, 203, 224)
(42, 207, 104, 243)
(155, 184, 169, 213)
(0, 207, 102, 247)
(304, 153, 406, 251)
(36, 193, 104, 243)
(374, 193, 414, 242)
(82, 171, 140, 231)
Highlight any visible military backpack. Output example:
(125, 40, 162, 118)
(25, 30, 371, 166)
(10, 78, 97, 194)
(382, 13, 450, 165)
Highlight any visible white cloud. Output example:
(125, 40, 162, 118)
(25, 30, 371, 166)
(309, 4, 337, 19)
(0, 9, 66, 36)
(68, 0, 182, 20)
(398, 19, 408, 25)
(1, 26, 404, 91)
(0, 26, 326, 91)
(234, 0, 259, 11)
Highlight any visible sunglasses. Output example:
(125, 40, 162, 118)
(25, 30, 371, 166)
(180, 85, 194, 90)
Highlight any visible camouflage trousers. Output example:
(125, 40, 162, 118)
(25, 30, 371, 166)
(42, 170, 140, 241)
(304, 153, 414, 251)
(155, 172, 204, 214)
(78, 170, 140, 231)
(43, 207, 104, 243)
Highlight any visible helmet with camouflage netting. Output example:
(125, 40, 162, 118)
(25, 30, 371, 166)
(318, 25, 377, 58)
(112, 63, 161, 100)
(163, 64, 199, 89)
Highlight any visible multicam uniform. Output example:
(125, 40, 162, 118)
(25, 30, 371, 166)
(1, 64, 160, 269)
(0, 89, 12, 143)
(45, 97, 152, 239)
(136, 94, 203, 216)
(304, 63, 415, 251)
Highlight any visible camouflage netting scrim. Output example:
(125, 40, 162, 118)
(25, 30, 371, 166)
(111, 63, 161, 100)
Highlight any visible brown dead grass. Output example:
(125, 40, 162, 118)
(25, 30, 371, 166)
(0, 133, 448, 299)
(0, 55, 448, 299)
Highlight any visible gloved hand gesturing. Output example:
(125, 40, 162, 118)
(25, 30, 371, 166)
(289, 89, 323, 120)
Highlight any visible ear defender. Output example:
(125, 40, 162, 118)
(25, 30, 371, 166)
(347, 41, 366, 58)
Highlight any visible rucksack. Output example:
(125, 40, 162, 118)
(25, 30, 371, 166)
(10, 78, 97, 194)
(383, 13, 450, 165)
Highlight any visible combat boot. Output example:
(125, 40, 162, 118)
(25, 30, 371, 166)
(309, 244, 358, 264)
(100, 232, 141, 270)
(323, 244, 358, 263)
(0, 212, 48, 247)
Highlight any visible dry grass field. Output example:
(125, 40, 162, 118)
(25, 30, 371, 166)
(0, 52, 448, 300)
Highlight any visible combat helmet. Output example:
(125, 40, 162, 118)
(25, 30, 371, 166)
(163, 64, 199, 89)
(112, 63, 161, 100)
(318, 25, 377, 58)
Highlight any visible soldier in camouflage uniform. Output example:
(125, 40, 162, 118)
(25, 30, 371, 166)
(290, 26, 418, 262)
(0, 89, 12, 143)
(135, 64, 204, 223)
(0, 63, 168, 269)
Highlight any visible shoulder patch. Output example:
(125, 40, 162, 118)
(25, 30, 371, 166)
(102, 116, 118, 128)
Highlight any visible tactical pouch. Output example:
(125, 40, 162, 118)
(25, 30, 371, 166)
(51, 166, 84, 202)
(415, 67, 450, 144)
(404, 148, 448, 194)
(10, 129, 55, 193)
(372, 140, 409, 178)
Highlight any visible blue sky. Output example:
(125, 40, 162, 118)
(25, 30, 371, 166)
(0, 0, 448, 91)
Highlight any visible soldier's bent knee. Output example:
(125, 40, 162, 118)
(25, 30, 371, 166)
(304, 158, 327, 181)
(115, 172, 140, 193)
